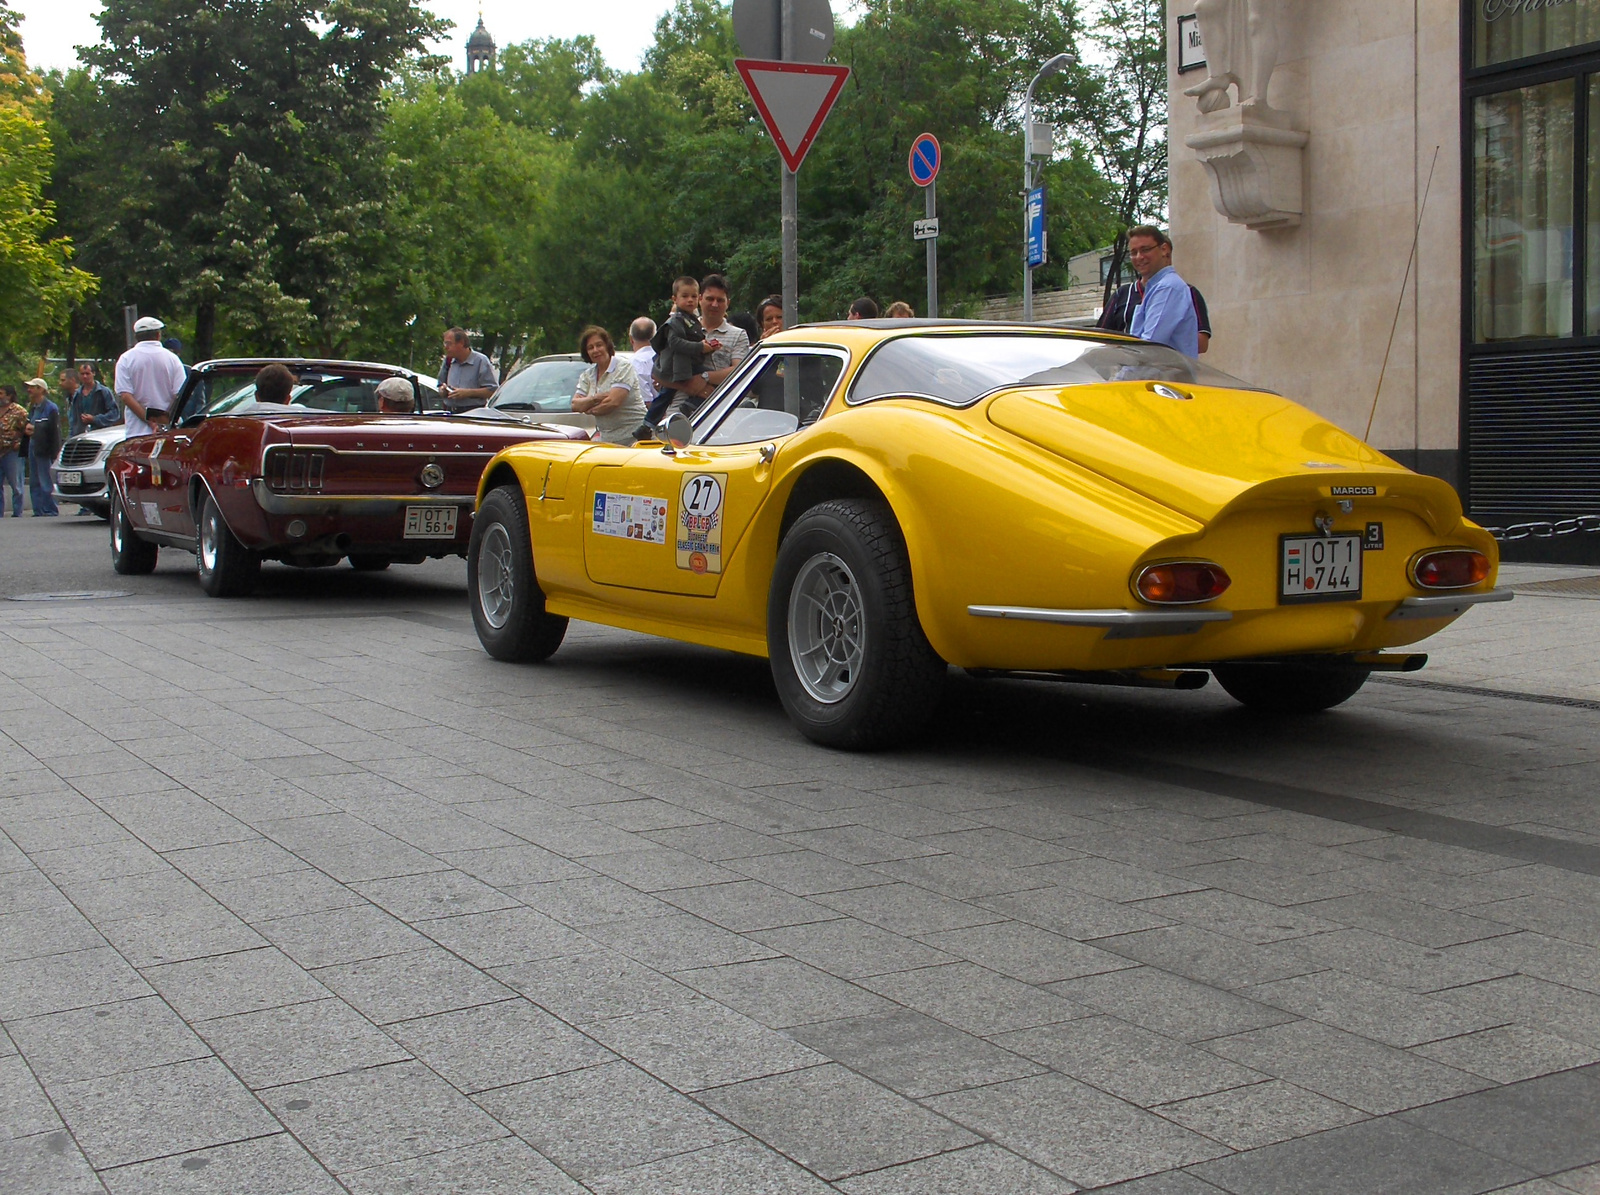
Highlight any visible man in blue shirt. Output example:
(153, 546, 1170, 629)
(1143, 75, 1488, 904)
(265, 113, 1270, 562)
(1127, 225, 1200, 358)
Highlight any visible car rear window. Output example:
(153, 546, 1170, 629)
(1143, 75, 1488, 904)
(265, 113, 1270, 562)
(847, 333, 1275, 407)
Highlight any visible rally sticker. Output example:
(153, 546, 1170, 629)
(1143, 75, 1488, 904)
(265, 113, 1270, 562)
(141, 502, 163, 527)
(591, 492, 667, 544)
(677, 473, 726, 575)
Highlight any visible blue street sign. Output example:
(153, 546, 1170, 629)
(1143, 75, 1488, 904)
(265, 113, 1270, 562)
(908, 133, 941, 187)
(1026, 185, 1047, 268)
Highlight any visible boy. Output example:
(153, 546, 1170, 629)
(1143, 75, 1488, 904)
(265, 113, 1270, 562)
(650, 276, 721, 423)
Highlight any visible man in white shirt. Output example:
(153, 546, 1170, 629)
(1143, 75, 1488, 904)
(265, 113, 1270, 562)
(629, 317, 659, 412)
(114, 316, 188, 437)
(698, 274, 749, 389)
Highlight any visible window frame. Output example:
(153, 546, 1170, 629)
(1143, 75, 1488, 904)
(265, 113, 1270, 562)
(690, 344, 850, 445)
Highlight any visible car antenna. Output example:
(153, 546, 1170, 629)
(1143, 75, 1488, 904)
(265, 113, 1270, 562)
(1365, 145, 1439, 444)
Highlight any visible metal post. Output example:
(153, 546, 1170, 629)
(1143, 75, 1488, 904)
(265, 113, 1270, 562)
(780, 0, 801, 415)
(925, 179, 938, 319)
(1022, 98, 1033, 324)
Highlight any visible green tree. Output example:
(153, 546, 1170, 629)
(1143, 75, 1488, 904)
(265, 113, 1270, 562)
(0, 2, 95, 370)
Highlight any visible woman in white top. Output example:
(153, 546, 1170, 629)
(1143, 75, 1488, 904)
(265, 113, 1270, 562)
(572, 326, 645, 445)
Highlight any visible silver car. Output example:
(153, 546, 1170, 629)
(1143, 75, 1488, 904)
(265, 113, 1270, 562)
(52, 424, 128, 519)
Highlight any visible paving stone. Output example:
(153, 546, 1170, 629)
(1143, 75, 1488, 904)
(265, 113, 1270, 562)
(476, 1059, 742, 1181)
(494, 950, 700, 1023)
(311, 946, 513, 1025)
(1242, 969, 1503, 1047)
(51, 1056, 281, 1169)
(1205, 1019, 1492, 1115)
(1154, 1079, 1368, 1150)
(920, 921, 1136, 985)
(658, 879, 841, 932)
(583, 998, 823, 1092)
(1088, 1173, 1229, 1194)
(778, 825, 944, 866)
(1550, 1162, 1600, 1192)
(699, 1062, 978, 1181)
(1097, 925, 1321, 990)
(351, 870, 520, 922)
(675, 957, 897, 1028)
(0, 945, 152, 1018)
(439, 843, 594, 887)
(1400, 1066, 1600, 1175)
(162, 838, 307, 885)
(0, 905, 106, 963)
(1134, 889, 1342, 945)
(975, 886, 1172, 940)
(1299, 893, 1516, 949)
(415, 905, 597, 968)
(261, 1060, 507, 1174)
(866, 852, 1052, 899)
(204, 868, 366, 924)
(790, 1008, 1044, 1098)
(0, 1052, 63, 1140)
(911, 827, 1081, 868)
(834, 1142, 1079, 1194)
(1412, 1025, 1600, 1084)
(861, 961, 1088, 1037)
(581, 846, 745, 892)
(1026, 855, 1208, 902)
(387, 999, 612, 1093)
(511, 876, 677, 926)
(585, 1137, 836, 1194)
(646, 822, 799, 860)
(255, 902, 433, 969)
(753, 919, 954, 979)
(1173, 858, 1367, 906)
(812, 882, 1004, 936)
(340, 1136, 588, 1195)
(31, 839, 172, 885)
(194, 997, 411, 1088)
(0, 1129, 106, 1195)
(145, 947, 328, 1022)
(927, 1072, 1229, 1189)
(1049, 966, 1296, 1043)
(7, 995, 210, 1083)
(99, 1133, 344, 1194)
(97, 905, 269, 968)
(1286, 927, 1519, 994)
(1189, 1115, 1533, 1195)
(580, 911, 778, 971)
(1434, 975, 1600, 1049)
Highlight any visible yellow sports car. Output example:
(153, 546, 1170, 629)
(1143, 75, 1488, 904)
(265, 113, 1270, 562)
(467, 322, 1509, 748)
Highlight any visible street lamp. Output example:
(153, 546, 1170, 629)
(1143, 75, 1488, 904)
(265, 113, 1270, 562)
(1023, 52, 1075, 323)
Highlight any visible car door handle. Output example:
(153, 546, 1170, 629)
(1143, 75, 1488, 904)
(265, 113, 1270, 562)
(759, 443, 776, 463)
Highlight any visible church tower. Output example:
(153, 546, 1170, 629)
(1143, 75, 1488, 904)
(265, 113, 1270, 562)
(466, 13, 495, 74)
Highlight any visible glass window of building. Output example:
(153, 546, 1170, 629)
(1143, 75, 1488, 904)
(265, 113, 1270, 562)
(1475, 0, 1600, 68)
(1472, 80, 1575, 342)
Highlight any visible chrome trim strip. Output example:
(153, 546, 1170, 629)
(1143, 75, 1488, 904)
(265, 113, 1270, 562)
(1386, 588, 1514, 621)
(250, 480, 471, 516)
(968, 605, 1233, 626)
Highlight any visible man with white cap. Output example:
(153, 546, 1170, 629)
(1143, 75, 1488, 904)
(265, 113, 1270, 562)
(23, 378, 60, 516)
(114, 316, 187, 437)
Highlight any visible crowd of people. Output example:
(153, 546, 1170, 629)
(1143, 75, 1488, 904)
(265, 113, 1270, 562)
(2, 226, 1202, 515)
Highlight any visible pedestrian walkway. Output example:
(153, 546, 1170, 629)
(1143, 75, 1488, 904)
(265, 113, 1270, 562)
(2, 559, 1599, 1193)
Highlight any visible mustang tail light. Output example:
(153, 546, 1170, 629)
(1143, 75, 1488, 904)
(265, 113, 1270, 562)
(265, 448, 327, 492)
(1134, 561, 1231, 605)
(1411, 549, 1489, 590)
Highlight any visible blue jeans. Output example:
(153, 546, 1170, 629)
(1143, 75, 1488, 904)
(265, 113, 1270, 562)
(28, 446, 57, 515)
(0, 451, 22, 516)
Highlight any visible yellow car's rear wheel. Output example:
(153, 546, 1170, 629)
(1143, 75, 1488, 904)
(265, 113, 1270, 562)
(768, 499, 945, 749)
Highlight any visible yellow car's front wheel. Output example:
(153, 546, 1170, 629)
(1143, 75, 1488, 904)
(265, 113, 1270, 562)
(768, 499, 945, 750)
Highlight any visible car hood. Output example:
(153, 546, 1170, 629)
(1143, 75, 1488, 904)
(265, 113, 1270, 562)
(65, 424, 129, 449)
(984, 383, 1433, 525)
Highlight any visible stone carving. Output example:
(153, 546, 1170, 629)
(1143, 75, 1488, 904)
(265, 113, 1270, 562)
(1182, 0, 1305, 231)
(1184, 0, 1288, 115)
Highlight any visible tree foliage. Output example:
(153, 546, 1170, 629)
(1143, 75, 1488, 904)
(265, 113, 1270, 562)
(0, 1, 94, 370)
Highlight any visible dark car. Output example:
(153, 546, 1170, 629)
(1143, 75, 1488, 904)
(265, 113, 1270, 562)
(105, 358, 587, 596)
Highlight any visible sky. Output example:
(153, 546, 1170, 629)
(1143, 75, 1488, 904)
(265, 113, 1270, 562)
(8, 0, 688, 76)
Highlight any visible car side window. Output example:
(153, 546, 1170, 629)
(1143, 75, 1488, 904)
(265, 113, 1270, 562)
(695, 351, 846, 446)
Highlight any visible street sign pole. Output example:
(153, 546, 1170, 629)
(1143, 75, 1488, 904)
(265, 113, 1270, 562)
(925, 179, 938, 319)
(908, 133, 941, 319)
(780, 0, 800, 415)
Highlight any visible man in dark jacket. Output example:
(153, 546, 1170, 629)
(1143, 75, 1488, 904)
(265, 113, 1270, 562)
(69, 363, 121, 432)
(23, 378, 60, 516)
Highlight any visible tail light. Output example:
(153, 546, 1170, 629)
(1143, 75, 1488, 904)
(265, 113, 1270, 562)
(1410, 549, 1489, 590)
(264, 447, 327, 492)
(1134, 561, 1231, 604)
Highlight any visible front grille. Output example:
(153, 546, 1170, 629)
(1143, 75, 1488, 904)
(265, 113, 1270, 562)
(59, 440, 102, 467)
(58, 482, 103, 496)
(1467, 348, 1600, 519)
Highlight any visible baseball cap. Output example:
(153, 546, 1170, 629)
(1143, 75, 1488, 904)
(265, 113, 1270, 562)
(133, 316, 164, 333)
(24, 377, 47, 389)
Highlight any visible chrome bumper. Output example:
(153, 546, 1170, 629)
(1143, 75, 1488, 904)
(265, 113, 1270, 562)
(968, 605, 1233, 640)
(1386, 588, 1515, 621)
(249, 480, 473, 517)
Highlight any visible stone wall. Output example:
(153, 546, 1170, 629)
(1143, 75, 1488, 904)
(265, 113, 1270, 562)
(1167, 0, 1461, 468)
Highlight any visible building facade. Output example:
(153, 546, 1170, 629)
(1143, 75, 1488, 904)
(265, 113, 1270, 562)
(1167, 0, 1600, 545)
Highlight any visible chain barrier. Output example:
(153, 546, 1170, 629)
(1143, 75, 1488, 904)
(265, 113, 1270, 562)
(1480, 515, 1600, 542)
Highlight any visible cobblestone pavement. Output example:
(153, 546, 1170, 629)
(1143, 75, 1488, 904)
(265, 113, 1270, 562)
(4, 518, 1600, 1193)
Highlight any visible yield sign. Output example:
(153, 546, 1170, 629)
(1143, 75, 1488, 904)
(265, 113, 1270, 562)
(735, 58, 850, 173)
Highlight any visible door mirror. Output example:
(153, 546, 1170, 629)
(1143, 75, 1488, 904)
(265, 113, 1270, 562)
(665, 411, 694, 449)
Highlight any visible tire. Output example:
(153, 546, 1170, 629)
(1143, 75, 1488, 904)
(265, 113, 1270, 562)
(1212, 662, 1371, 713)
(109, 490, 158, 575)
(468, 485, 568, 662)
(348, 555, 391, 571)
(196, 492, 261, 597)
(768, 499, 946, 749)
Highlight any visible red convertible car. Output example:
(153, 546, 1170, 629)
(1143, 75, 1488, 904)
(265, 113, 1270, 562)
(106, 358, 587, 596)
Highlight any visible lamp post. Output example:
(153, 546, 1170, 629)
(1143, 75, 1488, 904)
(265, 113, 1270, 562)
(1022, 52, 1075, 323)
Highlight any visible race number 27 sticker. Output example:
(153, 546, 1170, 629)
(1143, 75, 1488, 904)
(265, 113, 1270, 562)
(677, 472, 726, 575)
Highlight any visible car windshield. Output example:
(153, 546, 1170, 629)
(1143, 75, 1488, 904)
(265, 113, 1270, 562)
(194, 371, 436, 417)
(849, 333, 1275, 406)
(488, 359, 587, 413)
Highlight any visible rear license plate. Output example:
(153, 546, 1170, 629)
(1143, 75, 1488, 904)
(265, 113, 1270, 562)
(404, 506, 458, 539)
(59, 471, 82, 486)
(1280, 533, 1362, 603)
